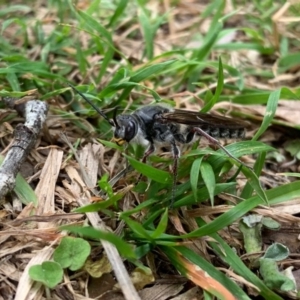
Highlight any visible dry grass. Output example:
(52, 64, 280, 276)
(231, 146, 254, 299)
(1, 0, 300, 299)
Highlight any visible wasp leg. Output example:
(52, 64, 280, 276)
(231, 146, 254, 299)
(137, 143, 155, 184)
(151, 124, 181, 207)
(142, 143, 156, 163)
(170, 140, 180, 208)
(192, 127, 246, 167)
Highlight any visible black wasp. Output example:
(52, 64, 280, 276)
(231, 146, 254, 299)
(68, 83, 247, 205)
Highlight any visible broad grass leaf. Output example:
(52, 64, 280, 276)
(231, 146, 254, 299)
(200, 162, 216, 206)
(174, 182, 235, 208)
(73, 193, 123, 213)
(252, 89, 281, 141)
(122, 216, 153, 240)
(240, 152, 266, 199)
(190, 157, 203, 202)
(201, 57, 224, 113)
(241, 165, 268, 205)
(108, 0, 128, 27)
(206, 230, 284, 299)
(0, 5, 31, 16)
(0, 155, 38, 206)
(183, 181, 300, 238)
(14, 173, 38, 206)
(60, 225, 136, 259)
(161, 246, 249, 300)
(130, 60, 176, 82)
(125, 155, 172, 184)
(150, 208, 169, 238)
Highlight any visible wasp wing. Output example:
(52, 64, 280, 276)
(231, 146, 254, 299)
(160, 109, 248, 129)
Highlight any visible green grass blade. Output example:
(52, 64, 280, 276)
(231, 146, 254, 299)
(75, 10, 115, 82)
(0, 155, 38, 206)
(122, 216, 153, 240)
(121, 199, 160, 218)
(208, 141, 274, 169)
(125, 155, 172, 184)
(150, 208, 169, 238)
(0, 5, 31, 16)
(130, 60, 176, 82)
(241, 165, 268, 205)
(60, 225, 136, 259)
(174, 183, 235, 208)
(252, 89, 281, 141)
(136, 0, 168, 59)
(190, 158, 203, 202)
(6, 73, 20, 91)
(240, 151, 266, 199)
(201, 57, 224, 113)
(161, 245, 251, 300)
(73, 193, 123, 213)
(200, 162, 216, 206)
(192, 0, 224, 61)
(14, 173, 38, 207)
(210, 233, 283, 299)
(183, 181, 300, 238)
(278, 52, 300, 73)
(108, 0, 128, 28)
(115, 60, 175, 105)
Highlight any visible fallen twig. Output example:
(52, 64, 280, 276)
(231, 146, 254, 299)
(0, 97, 48, 199)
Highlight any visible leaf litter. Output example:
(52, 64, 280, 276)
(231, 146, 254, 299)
(0, 1, 300, 299)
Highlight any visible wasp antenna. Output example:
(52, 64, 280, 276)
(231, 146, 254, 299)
(67, 83, 114, 127)
(113, 106, 120, 128)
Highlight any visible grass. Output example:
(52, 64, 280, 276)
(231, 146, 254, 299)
(1, 0, 300, 299)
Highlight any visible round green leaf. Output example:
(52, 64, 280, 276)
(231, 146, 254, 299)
(29, 261, 63, 289)
(263, 243, 289, 261)
(262, 217, 280, 229)
(53, 237, 91, 271)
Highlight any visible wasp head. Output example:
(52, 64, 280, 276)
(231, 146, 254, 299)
(112, 115, 138, 146)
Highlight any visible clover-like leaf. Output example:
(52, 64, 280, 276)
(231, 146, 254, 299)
(29, 261, 63, 289)
(53, 237, 91, 271)
(263, 243, 289, 261)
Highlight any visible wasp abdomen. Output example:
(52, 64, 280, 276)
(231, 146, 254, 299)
(198, 126, 245, 139)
